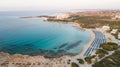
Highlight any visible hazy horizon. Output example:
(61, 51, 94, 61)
(0, 0, 120, 11)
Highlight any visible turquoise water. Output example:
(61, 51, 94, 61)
(0, 11, 90, 57)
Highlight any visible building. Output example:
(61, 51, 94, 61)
(112, 14, 120, 20)
(102, 26, 110, 31)
(56, 13, 70, 19)
(111, 29, 118, 34)
(118, 33, 120, 39)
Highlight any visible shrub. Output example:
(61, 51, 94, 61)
(98, 53, 105, 59)
(100, 42, 118, 51)
(92, 50, 120, 67)
(96, 49, 108, 54)
(84, 55, 96, 64)
(96, 49, 108, 58)
(77, 59, 84, 64)
(71, 63, 79, 67)
(92, 62, 103, 67)
(85, 57, 92, 64)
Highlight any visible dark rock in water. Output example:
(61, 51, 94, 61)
(0, 44, 79, 58)
(24, 44, 33, 46)
(66, 40, 82, 50)
(53, 47, 57, 49)
(53, 43, 68, 50)
(56, 50, 67, 57)
(58, 43, 68, 49)
(65, 52, 78, 56)
(25, 49, 67, 58)
(58, 50, 66, 54)
(40, 50, 57, 58)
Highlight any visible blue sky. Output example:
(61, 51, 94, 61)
(0, 0, 120, 11)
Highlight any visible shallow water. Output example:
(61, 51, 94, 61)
(0, 11, 90, 57)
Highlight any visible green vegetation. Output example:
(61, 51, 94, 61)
(96, 49, 108, 58)
(84, 55, 96, 64)
(92, 42, 119, 67)
(71, 63, 79, 67)
(47, 14, 120, 67)
(47, 16, 120, 29)
(100, 42, 119, 51)
(92, 50, 120, 67)
(77, 59, 84, 64)
(76, 16, 120, 29)
(85, 57, 92, 64)
(47, 18, 71, 22)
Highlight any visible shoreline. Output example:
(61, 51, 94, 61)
(78, 29, 95, 57)
(0, 10, 119, 67)
(67, 22, 95, 58)
(0, 22, 94, 56)
(0, 22, 95, 67)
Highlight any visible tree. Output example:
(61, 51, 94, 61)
(71, 63, 79, 67)
(77, 59, 84, 64)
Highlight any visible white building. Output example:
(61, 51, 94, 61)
(111, 29, 118, 34)
(56, 13, 70, 19)
(112, 14, 120, 20)
(102, 26, 110, 31)
(118, 33, 120, 39)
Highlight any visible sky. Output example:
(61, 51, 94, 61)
(0, 0, 120, 11)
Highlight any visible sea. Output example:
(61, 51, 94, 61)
(0, 10, 90, 57)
